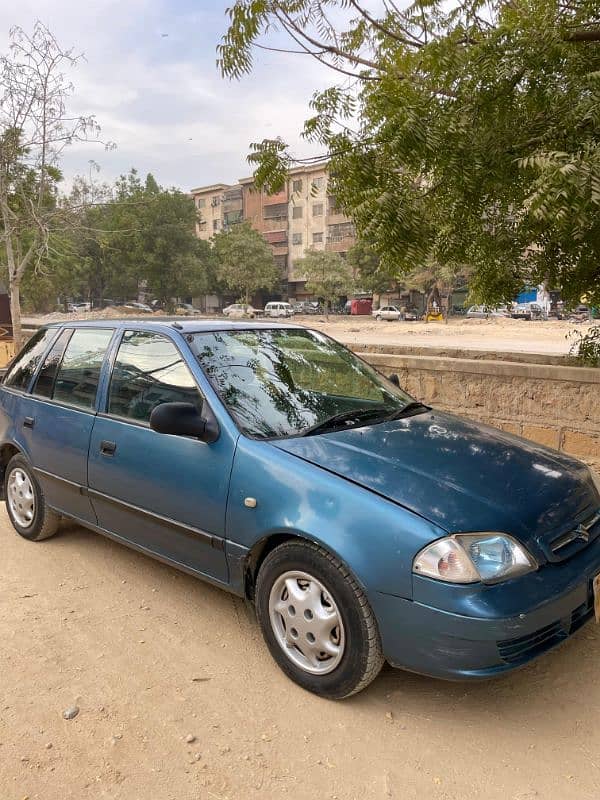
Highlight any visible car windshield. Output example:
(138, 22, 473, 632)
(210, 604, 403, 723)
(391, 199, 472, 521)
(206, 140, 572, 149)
(191, 328, 417, 439)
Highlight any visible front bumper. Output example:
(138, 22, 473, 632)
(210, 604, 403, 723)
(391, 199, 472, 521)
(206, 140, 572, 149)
(371, 538, 600, 680)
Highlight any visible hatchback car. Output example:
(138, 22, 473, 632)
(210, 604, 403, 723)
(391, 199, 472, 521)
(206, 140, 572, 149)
(1, 321, 599, 699)
(372, 305, 402, 321)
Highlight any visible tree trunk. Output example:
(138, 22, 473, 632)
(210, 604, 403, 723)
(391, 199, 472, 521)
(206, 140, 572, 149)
(10, 279, 23, 351)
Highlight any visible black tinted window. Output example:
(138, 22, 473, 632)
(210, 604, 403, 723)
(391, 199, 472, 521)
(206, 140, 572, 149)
(32, 329, 73, 398)
(108, 331, 202, 424)
(53, 329, 114, 410)
(4, 329, 56, 391)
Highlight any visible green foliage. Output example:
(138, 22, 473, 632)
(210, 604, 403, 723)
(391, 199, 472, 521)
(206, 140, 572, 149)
(346, 240, 386, 293)
(213, 221, 279, 303)
(220, 0, 600, 306)
(569, 325, 600, 367)
(294, 249, 354, 314)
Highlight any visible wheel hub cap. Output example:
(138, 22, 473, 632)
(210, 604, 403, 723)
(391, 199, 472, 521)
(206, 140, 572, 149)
(268, 570, 345, 675)
(7, 468, 35, 528)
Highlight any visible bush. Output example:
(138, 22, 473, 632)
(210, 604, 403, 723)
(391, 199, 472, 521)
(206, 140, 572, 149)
(569, 326, 600, 367)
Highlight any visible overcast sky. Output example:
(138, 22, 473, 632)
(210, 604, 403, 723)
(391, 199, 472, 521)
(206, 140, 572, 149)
(0, 0, 335, 192)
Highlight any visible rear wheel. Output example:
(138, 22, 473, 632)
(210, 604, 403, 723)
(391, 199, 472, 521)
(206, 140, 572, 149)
(4, 455, 60, 541)
(255, 540, 384, 699)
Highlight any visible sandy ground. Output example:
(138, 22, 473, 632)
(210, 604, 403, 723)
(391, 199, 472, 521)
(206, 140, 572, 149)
(24, 311, 596, 356)
(2, 509, 600, 800)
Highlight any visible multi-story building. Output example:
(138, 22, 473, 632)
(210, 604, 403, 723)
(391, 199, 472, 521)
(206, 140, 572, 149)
(190, 164, 356, 302)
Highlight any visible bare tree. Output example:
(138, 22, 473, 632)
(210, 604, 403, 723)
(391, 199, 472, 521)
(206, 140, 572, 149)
(0, 23, 102, 347)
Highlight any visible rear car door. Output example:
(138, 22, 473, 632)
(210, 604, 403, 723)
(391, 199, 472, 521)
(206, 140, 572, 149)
(87, 329, 232, 583)
(4, 327, 115, 523)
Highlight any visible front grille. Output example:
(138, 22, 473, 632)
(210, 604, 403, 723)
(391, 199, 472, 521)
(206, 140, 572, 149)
(548, 510, 600, 562)
(497, 598, 593, 665)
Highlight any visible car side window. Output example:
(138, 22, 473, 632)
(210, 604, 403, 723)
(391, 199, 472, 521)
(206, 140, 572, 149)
(53, 328, 114, 410)
(31, 329, 73, 398)
(108, 330, 203, 424)
(4, 328, 56, 391)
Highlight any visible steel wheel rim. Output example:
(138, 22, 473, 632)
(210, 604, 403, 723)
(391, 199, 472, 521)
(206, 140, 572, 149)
(268, 570, 345, 675)
(7, 468, 35, 528)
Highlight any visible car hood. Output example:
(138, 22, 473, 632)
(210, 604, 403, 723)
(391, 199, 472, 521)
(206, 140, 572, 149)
(273, 411, 597, 552)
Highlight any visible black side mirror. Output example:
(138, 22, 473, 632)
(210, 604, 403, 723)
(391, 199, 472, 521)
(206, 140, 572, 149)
(150, 402, 218, 443)
(388, 373, 400, 387)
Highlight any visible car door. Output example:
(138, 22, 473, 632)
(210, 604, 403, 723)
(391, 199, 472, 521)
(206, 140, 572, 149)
(87, 329, 231, 583)
(13, 327, 116, 523)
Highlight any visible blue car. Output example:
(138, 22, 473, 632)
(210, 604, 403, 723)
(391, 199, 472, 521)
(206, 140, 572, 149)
(1, 320, 599, 698)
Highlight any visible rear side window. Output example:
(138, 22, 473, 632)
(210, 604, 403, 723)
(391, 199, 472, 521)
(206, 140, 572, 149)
(4, 329, 56, 391)
(108, 330, 203, 424)
(32, 329, 73, 398)
(52, 328, 114, 410)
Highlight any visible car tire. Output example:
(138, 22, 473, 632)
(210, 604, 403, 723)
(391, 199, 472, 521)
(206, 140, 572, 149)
(4, 455, 60, 541)
(255, 540, 384, 699)
(376, 315, 382, 321)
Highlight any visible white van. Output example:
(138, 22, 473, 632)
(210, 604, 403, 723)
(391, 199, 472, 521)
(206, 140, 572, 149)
(264, 301, 295, 318)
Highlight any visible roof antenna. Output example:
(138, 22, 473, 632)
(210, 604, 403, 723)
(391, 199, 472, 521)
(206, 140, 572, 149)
(171, 321, 184, 330)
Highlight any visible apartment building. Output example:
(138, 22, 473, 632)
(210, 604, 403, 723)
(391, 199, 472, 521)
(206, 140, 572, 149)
(190, 164, 356, 301)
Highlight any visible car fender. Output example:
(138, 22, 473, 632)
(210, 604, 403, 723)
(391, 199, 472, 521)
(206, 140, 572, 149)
(225, 436, 444, 601)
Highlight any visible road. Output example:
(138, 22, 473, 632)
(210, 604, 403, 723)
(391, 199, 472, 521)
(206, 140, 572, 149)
(2, 510, 600, 800)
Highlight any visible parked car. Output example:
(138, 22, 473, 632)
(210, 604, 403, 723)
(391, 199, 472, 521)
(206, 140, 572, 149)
(222, 303, 258, 319)
(569, 305, 591, 322)
(511, 302, 544, 320)
(466, 305, 510, 319)
(67, 302, 91, 313)
(123, 302, 153, 313)
(176, 303, 201, 316)
(372, 305, 402, 321)
(264, 301, 294, 318)
(403, 306, 420, 321)
(2, 320, 599, 699)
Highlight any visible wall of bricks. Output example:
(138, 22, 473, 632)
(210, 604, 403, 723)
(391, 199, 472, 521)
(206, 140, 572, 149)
(360, 352, 600, 472)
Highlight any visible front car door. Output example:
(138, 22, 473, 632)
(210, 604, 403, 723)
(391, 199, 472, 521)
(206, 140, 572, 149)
(87, 329, 232, 584)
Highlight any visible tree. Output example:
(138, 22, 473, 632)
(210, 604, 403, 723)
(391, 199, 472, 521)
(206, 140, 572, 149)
(219, 0, 600, 308)
(346, 240, 387, 294)
(0, 24, 102, 346)
(213, 222, 279, 303)
(294, 249, 354, 318)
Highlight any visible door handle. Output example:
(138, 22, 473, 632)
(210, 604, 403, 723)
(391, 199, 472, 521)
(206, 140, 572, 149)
(23, 417, 35, 429)
(100, 440, 117, 456)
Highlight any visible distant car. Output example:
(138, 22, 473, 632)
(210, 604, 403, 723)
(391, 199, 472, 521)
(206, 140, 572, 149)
(176, 303, 201, 316)
(511, 302, 543, 321)
(264, 301, 294, 318)
(222, 303, 258, 319)
(123, 302, 153, 313)
(403, 307, 420, 321)
(373, 305, 402, 321)
(466, 305, 510, 319)
(292, 301, 319, 315)
(569, 305, 591, 322)
(67, 302, 91, 313)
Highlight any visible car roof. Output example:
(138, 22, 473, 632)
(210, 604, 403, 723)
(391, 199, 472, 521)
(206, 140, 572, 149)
(44, 318, 305, 334)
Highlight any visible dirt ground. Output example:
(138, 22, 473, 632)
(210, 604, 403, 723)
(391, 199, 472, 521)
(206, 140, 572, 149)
(24, 311, 596, 356)
(2, 509, 600, 800)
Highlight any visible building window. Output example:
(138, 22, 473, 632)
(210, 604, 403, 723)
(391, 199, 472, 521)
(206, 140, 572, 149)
(312, 203, 323, 217)
(292, 179, 303, 193)
(292, 205, 303, 219)
(328, 196, 341, 214)
(213, 219, 220, 231)
(196, 198, 206, 209)
(312, 232, 323, 244)
(292, 232, 303, 246)
(312, 177, 324, 190)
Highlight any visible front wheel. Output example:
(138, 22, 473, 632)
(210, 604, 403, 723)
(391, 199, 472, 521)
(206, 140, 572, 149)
(376, 314, 382, 321)
(4, 455, 60, 541)
(255, 540, 384, 699)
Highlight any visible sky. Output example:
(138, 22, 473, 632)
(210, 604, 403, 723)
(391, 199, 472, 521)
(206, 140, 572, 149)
(0, 0, 335, 193)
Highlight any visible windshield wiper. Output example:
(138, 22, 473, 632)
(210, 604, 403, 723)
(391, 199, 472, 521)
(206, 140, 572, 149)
(386, 401, 431, 420)
(300, 406, 390, 437)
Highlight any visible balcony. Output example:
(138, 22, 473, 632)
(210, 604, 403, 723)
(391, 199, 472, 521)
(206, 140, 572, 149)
(263, 202, 288, 219)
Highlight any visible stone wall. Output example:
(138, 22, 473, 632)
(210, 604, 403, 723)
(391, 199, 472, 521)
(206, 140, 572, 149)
(361, 352, 600, 472)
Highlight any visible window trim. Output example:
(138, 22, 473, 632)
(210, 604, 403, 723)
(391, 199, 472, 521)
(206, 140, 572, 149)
(30, 328, 75, 400)
(103, 328, 206, 427)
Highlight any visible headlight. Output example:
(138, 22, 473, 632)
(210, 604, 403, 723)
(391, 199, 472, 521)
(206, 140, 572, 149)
(413, 533, 537, 585)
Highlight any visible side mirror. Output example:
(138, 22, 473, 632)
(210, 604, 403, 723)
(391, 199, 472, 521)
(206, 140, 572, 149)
(388, 373, 400, 387)
(150, 402, 218, 443)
